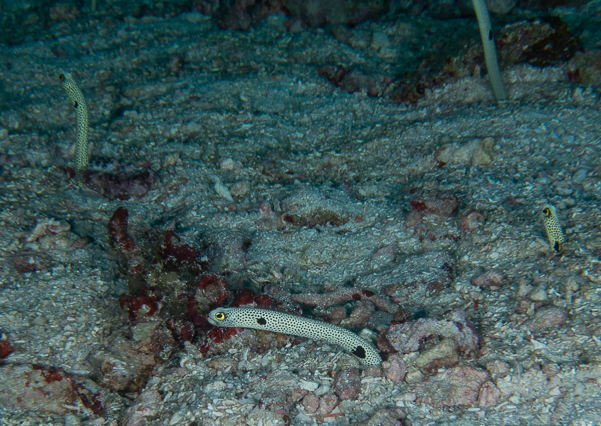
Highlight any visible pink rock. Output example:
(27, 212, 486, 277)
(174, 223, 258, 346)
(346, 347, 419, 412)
(371, 245, 397, 269)
(528, 306, 568, 331)
(383, 310, 478, 355)
(257, 202, 277, 229)
(382, 354, 407, 382)
(414, 338, 459, 370)
(123, 389, 161, 426)
(26, 218, 70, 242)
(317, 393, 338, 415)
(259, 202, 275, 219)
(0, 154, 24, 166)
(84, 169, 154, 201)
(485, 360, 510, 378)
(415, 366, 489, 407)
(302, 393, 320, 414)
(542, 363, 560, 378)
(288, 387, 308, 404)
(325, 306, 347, 324)
(477, 381, 501, 408)
(344, 301, 375, 327)
(333, 368, 361, 401)
(217, 0, 284, 30)
(472, 270, 505, 288)
(234, 370, 300, 421)
(516, 299, 531, 314)
(372, 245, 396, 261)
(568, 51, 601, 87)
(364, 366, 382, 377)
(12, 253, 51, 273)
(409, 191, 460, 217)
(459, 210, 485, 232)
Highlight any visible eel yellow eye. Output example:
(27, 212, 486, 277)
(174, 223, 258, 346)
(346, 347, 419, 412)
(542, 208, 551, 217)
(58, 73, 65, 81)
(214, 312, 225, 321)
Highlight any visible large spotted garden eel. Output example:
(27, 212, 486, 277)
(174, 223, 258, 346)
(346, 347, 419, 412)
(208, 308, 382, 366)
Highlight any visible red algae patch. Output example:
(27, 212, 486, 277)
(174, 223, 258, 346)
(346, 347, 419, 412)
(84, 168, 154, 201)
(194, 274, 230, 314)
(0, 338, 14, 359)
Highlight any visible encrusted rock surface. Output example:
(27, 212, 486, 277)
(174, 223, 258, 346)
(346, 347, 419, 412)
(415, 366, 490, 407)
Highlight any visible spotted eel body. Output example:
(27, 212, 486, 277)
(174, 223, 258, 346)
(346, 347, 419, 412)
(208, 308, 382, 366)
(58, 72, 89, 176)
(541, 204, 564, 252)
(472, 0, 507, 101)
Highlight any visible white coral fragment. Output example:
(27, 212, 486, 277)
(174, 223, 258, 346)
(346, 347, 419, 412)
(210, 175, 234, 202)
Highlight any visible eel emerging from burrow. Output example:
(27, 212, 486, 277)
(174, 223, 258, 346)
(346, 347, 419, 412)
(208, 307, 382, 366)
(58, 72, 89, 179)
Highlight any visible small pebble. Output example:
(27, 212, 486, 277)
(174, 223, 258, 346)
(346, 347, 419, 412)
(301, 394, 319, 414)
(472, 270, 505, 288)
(529, 287, 549, 302)
(528, 307, 568, 331)
(299, 380, 319, 392)
(371, 31, 390, 50)
(219, 157, 236, 170)
(314, 384, 330, 396)
(317, 393, 338, 415)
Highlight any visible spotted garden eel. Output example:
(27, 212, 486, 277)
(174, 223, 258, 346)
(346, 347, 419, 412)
(208, 308, 382, 366)
(58, 72, 89, 178)
(472, 0, 507, 101)
(541, 204, 564, 252)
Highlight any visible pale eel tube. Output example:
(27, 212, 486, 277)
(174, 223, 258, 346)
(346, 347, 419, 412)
(472, 0, 507, 101)
(208, 307, 382, 366)
(541, 204, 564, 252)
(58, 72, 89, 175)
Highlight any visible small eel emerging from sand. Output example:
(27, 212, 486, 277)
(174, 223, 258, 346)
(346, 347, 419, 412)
(472, 0, 507, 101)
(541, 204, 564, 252)
(58, 72, 89, 177)
(208, 307, 382, 366)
